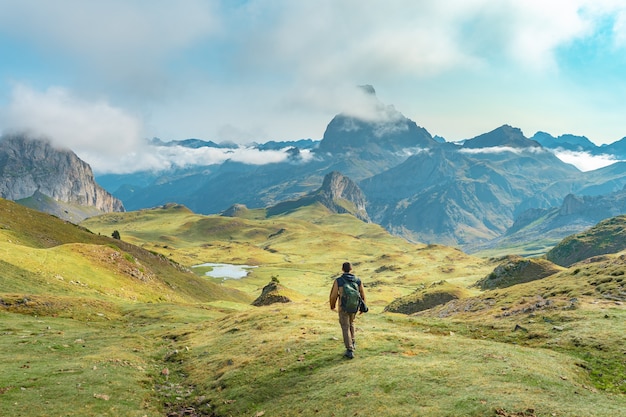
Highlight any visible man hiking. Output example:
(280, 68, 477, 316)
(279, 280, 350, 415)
(329, 262, 366, 359)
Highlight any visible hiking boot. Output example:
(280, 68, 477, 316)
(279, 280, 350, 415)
(344, 350, 354, 359)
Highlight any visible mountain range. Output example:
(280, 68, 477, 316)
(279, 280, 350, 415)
(532, 131, 626, 157)
(4, 86, 626, 252)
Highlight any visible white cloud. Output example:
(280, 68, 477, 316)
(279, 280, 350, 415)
(459, 146, 547, 155)
(235, 0, 608, 81)
(0, 84, 315, 174)
(499, 1, 591, 70)
(156, 145, 304, 167)
(0, 0, 218, 58)
(431, 145, 621, 172)
(551, 149, 622, 171)
(398, 147, 431, 157)
(1, 84, 144, 157)
(104, 145, 313, 174)
(612, 8, 626, 47)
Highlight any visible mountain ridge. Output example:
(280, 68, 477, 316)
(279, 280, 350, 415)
(7, 90, 626, 251)
(463, 125, 542, 149)
(84, 119, 626, 249)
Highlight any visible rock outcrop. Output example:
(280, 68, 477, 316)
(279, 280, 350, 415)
(221, 204, 249, 217)
(314, 171, 370, 222)
(0, 134, 124, 217)
(266, 171, 370, 222)
(252, 281, 293, 306)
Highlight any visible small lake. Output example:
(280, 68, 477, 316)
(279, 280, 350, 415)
(192, 262, 257, 280)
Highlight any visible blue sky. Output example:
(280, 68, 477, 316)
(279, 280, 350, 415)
(1, 0, 626, 173)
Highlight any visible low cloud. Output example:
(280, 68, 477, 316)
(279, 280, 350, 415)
(459, 146, 624, 171)
(459, 146, 547, 155)
(0, 84, 314, 174)
(551, 149, 622, 171)
(88, 144, 314, 174)
(399, 147, 431, 157)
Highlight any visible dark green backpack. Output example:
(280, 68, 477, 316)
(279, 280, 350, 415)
(339, 274, 361, 313)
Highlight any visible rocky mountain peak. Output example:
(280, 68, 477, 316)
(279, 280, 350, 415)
(314, 171, 370, 222)
(0, 134, 124, 219)
(316, 87, 437, 155)
(462, 124, 541, 149)
(320, 171, 360, 199)
(358, 84, 377, 95)
(265, 171, 370, 222)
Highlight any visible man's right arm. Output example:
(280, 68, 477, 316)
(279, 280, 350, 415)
(329, 280, 339, 310)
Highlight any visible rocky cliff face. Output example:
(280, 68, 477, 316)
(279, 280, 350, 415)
(314, 171, 370, 222)
(266, 171, 370, 222)
(0, 134, 124, 215)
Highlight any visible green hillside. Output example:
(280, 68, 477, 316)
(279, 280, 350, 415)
(547, 215, 626, 266)
(1, 199, 624, 416)
(81, 202, 486, 306)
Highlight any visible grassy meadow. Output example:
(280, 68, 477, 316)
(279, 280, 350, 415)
(0, 199, 624, 416)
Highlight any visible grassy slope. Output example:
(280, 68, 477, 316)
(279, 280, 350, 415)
(178, 304, 624, 417)
(1, 199, 624, 416)
(0, 199, 247, 416)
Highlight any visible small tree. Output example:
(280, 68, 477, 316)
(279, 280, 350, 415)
(112, 230, 121, 240)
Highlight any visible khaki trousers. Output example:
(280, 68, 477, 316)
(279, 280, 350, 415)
(338, 310, 356, 351)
